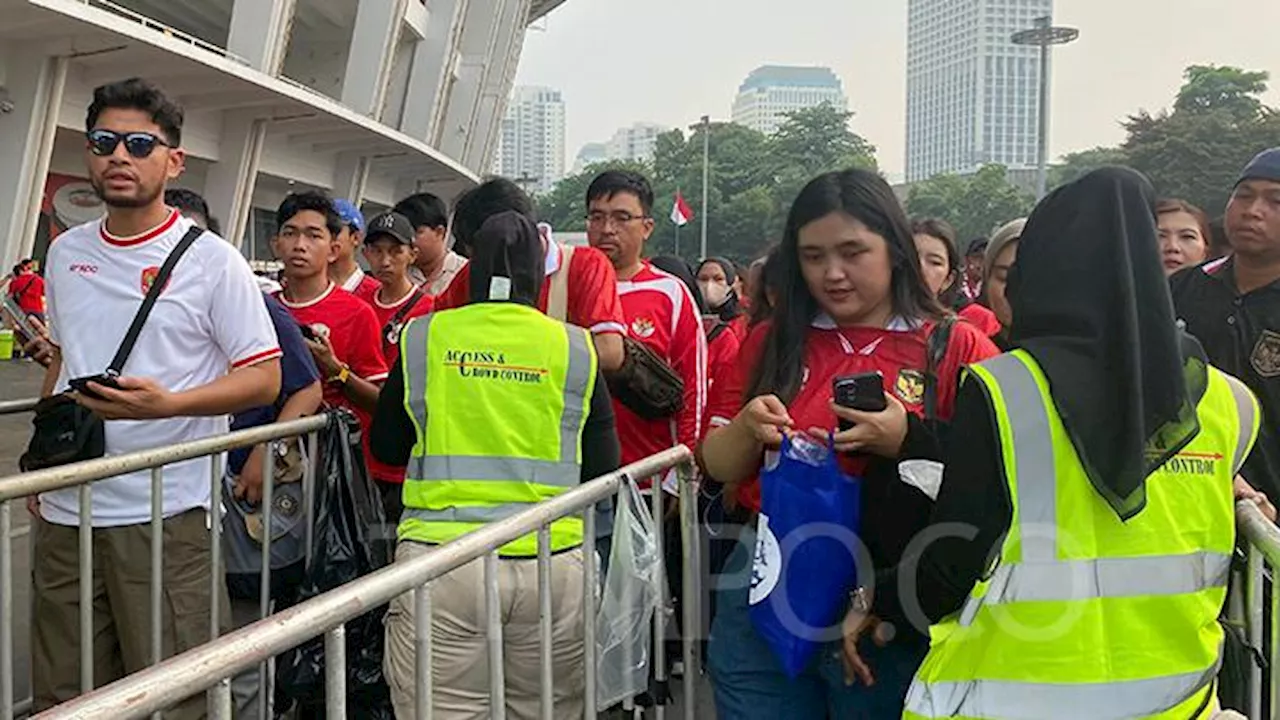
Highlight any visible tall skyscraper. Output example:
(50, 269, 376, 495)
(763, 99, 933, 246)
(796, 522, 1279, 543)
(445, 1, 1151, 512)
(495, 86, 567, 194)
(731, 66, 848, 136)
(906, 0, 1053, 182)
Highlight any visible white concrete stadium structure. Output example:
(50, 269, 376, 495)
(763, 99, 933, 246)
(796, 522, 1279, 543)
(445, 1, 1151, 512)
(0, 0, 567, 269)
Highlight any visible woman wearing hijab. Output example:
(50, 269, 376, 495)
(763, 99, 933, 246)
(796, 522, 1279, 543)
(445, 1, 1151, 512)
(698, 256, 748, 339)
(865, 168, 1260, 720)
(372, 183, 621, 719)
(652, 255, 741, 420)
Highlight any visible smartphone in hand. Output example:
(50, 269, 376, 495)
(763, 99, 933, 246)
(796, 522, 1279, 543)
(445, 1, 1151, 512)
(69, 373, 122, 401)
(833, 372, 887, 431)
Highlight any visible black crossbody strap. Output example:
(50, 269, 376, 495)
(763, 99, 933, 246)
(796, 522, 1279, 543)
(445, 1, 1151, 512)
(106, 226, 204, 376)
(382, 287, 426, 338)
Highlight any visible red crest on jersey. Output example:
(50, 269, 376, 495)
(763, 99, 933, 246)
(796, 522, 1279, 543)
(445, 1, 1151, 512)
(140, 266, 169, 295)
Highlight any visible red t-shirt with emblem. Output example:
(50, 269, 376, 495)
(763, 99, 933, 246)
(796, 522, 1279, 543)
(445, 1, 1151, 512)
(276, 284, 393, 480)
(617, 263, 707, 487)
(369, 286, 435, 368)
(707, 315, 1000, 511)
(433, 242, 626, 335)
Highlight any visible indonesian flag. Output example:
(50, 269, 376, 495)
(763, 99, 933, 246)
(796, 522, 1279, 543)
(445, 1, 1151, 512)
(671, 191, 694, 227)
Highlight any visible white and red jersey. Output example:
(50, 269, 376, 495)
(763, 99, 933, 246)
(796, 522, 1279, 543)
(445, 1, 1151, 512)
(369, 285, 435, 368)
(434, 241, 626, 336)
(617, 262, 707, 490)
(43, 209, 281, 526)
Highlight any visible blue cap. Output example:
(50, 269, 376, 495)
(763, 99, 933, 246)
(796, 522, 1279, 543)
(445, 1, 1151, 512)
(333, 198, 365, 232)
(1237, 148, 1280, 187)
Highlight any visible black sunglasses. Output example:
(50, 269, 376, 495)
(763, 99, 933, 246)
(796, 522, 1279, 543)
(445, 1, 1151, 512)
(86, 129, 171, 159)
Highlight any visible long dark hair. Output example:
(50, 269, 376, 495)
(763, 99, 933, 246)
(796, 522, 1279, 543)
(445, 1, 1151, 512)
(746, 169, 943, 404)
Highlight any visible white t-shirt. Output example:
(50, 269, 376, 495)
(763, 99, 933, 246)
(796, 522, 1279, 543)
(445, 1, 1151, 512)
(43, 209, 282, 527)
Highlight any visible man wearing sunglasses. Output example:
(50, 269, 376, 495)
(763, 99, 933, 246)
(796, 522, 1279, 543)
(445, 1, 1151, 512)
(31, 77, 283, 716)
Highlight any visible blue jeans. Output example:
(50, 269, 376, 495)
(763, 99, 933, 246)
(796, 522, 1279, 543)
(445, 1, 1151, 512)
(707, 528, 927, 719)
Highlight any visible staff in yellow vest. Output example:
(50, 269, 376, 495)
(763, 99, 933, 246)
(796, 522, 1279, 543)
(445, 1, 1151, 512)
(371, 180, 621, 720)
(844, 168, 1261, 719)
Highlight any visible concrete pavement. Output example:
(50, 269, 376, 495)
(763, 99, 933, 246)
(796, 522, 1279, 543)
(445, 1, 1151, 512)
(1, 359, 42, 715)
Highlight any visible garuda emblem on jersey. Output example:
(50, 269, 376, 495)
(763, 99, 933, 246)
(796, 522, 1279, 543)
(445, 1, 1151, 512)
(139, 266, 169, 295)
(1252, 330, 1280, 378)
(895, 369, 926, 406)
(630, 317, 655, 339)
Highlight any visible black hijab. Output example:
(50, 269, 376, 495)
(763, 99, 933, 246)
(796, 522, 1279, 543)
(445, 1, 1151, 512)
(698, 257, 743, 322)
(1009, 167, 1207, 520)
(467, 211, 544, 307)
(651, 255, 708, 315)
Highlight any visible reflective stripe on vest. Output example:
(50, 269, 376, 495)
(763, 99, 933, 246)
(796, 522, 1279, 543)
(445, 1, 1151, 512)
(1223, 371, 1260, 475)
(904, 660, 1220, 720)
(907, 351, 1245, 720)
(957, 353, 1242, 627)
(397, 305, 594, 554)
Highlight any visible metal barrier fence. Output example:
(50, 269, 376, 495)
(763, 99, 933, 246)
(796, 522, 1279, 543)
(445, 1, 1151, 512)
(1236, 500, 1280, 720)
(28, 445, 698, 720)
(0, 403, 329, 720)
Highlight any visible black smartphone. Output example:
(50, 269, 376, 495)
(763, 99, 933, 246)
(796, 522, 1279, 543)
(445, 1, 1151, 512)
(833, 371, 887, 431)
(69, 373, 122, 400)
(299, 324, 318, 342)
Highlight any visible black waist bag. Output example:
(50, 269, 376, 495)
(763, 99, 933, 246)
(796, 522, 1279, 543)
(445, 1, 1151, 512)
(19, 226, 203, 472)
(608, 336, 684, 420)
(20, 394, 104, 471)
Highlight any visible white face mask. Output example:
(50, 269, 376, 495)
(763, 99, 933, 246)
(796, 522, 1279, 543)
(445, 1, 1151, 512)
(700, 280, 730, 309)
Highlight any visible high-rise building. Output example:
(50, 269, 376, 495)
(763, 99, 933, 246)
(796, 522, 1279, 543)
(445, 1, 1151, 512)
(731, 65, 848, 136)
(573, 122, 669, 173)
(496, 86, 567, 194)
(906, 0, 1054, 182)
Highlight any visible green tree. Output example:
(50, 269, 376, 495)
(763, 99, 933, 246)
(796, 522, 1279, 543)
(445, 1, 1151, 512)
(1044, 65, 1277, 213)
(1123, 65, 1278, 213)
(1174, 65, 1269, 122)
(1049, 146, 1130, 189)
(537, 102, 877, 265)
(906, 165, 1035, 241)
(534, 159, 651, 232)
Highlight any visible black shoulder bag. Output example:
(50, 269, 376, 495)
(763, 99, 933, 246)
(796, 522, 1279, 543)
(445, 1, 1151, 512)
(608, 337, 685, 421)
(20, 226, 204, 471)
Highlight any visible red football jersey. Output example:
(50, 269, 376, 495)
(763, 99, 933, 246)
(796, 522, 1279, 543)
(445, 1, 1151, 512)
(707, 315, 1000, 511)
(433, 242, 626, 335)
(616, 263, 707, 487)
(703, 317, 741, 437)
(369, 286, 435, 367)
(958, 302, 1002, 337)
(277, 284, 391, 479)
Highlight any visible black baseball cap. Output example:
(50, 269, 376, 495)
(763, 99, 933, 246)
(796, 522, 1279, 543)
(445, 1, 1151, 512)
(363, 212, 415, 246)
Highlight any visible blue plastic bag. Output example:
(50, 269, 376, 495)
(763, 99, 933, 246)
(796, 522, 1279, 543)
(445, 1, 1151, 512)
(748, 434, 863, 678)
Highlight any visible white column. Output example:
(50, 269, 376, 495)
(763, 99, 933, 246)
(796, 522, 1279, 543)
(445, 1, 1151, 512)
(465, 0, 530, 170)
(203, 111, 268, 249)
(342, 0, 408, 118)
(0, 45, 66, 270)
(435, 0, 506, 162)
(227, 0, 298, 73)
(333, 153, 371, 204)
(399, 0, 463, 141)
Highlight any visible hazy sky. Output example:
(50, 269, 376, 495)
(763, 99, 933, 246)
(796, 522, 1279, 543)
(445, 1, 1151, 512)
(514, 0, 1280, 178)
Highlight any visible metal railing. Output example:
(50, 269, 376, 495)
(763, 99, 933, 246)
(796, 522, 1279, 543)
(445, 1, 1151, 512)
(29, 446, 700, 720)
(0, 409, 329, 720)
(72, 0, 251, 66)
(1236, 500, 1280, 720)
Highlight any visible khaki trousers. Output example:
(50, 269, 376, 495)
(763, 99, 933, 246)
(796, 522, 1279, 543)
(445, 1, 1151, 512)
(384, 541, 586, 719)
(31, 509, 230, 718)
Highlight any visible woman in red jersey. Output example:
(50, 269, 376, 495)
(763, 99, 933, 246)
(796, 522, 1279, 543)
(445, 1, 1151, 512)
(700, 169, 999, 719)
(911, 217, 1002, 337)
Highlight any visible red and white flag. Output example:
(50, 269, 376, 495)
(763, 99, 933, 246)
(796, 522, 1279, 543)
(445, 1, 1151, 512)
(671, 191, 694, 227)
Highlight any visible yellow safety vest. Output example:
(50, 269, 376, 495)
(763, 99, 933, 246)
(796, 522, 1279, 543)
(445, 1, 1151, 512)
(904, 350, 1259, 720)
(395, 302, 598, 557)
